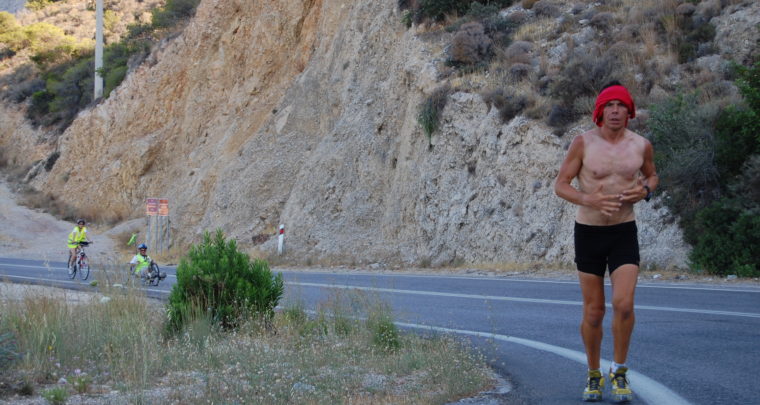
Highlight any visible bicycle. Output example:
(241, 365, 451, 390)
(68, 241, 91, 280)
(131, 259, 166, 287)
(142, 261, 167, 286)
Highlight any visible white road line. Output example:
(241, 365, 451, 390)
(287, 282, 760, 319)
(4, 262, 759, 292)
(0, 263, 178, 278)
(1, 274, 168, 293)
(396, 322, 692, 405)
(279, 269, 760, 293)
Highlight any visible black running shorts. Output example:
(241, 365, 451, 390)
(574, 221, 640, 277)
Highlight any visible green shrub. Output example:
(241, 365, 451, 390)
(104, 65, 128, 97)
(689, 200, 759, 277)
(0, 22, 85, 66)
(481, 88, 527, 123)
(449, 22, 492, 65)
(71, 373, 91, 394)
(715, 106, 759, 182)
(0, 11, 19, 34)
(104, 10, 119, 33)
(648, 92, 721, 242)
(166, 229, 284, 334)
(47, 58, 94, 117)
(152, 0, 201, 29)
(405, 0, 515, 23)
(676, 18, 716, 63)
(418, 84, 451, 147)
(5, 0, 199, 132)
(41, 386, 69, 405)
(367, 313, 400, 352)
(715, 62, 760, 182)
(24, 0, 61, 11)
(29, 89, 53, 117)
(549, 51, 621, 120)
(731, 155, 760, 207)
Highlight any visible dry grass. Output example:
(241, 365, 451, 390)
(0, 281, 493, 404)
(513, 17, 557, 42)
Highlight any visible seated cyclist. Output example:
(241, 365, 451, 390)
(67, 219, 92, 268)
(129, 244, 153, 278)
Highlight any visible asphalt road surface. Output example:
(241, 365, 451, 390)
(2, 257, 758, 405)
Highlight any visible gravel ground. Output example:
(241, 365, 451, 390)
(0, 180, 117, 264)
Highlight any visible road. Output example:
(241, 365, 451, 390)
(2, 256, 759, 405)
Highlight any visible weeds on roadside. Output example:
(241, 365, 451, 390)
(0, 281, 492, 403)
(40, 386, 68, 405)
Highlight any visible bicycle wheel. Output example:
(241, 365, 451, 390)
(78, 257, 90, 280)
(149, 263, 160, 286)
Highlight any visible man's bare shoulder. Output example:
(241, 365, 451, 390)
(625, 129, 648, 142)
(571, 129, 597, 146)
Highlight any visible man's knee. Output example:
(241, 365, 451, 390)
(612, 297, 634, 319)
(583, 304, 606, 327)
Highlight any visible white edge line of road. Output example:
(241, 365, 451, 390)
(278, 268, 760, 293)
(304, 306, 692, 405)
(3, 262, 760, 293)
(3, 268, 759, 318)
(394, 321, 693, 405)
(1, 274, 168, 294)
(288, 282, 760, 319)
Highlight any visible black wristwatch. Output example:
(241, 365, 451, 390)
(643, 185, 652, 202)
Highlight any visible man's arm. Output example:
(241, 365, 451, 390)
(554, 135, 622, 216)
(640, 140, 658, 191)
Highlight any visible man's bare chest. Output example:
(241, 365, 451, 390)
(582, 142, 643, 179)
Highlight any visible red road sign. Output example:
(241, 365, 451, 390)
(158, 199, 169, 216)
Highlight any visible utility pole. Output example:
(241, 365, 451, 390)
(94, 0, 104, 99)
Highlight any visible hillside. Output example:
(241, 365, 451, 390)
(1, 0, 758, 270)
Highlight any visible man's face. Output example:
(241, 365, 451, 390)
(602, 99, 629, 129)
(139, 248, 147, 255)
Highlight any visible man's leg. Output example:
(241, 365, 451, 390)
(608, 264, 637, 403)
(609, 264, 638, 364)
(578, 271, 606, 370)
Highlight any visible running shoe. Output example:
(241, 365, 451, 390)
(583, 369, 604, 402)
(609, 366, 633, 403)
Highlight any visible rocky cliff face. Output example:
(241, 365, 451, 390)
(2, 0, 695, 269)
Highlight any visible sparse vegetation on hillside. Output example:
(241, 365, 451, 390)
(418, 84, 451, 147)
(406, 1, 758, 275)
(25, 0, 66, 12)
(0, 0, 199, 132)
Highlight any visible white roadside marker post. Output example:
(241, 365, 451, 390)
(277, 224, 285, 255)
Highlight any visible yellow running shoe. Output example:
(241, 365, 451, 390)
(583, 370, 604, 402)
(610, 366, 633, 403)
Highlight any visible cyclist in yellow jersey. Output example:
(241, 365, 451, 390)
(129, 243, 152, 278)
(67, 219, 91, 268)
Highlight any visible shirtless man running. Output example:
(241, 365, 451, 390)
(554, 81, 658, 403)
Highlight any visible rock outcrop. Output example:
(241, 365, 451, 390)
(2, 0, 705, 269)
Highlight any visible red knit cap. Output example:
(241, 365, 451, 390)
(593, 85, 635, 127)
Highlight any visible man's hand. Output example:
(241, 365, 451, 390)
(620, 178, 647, 203)
(583, 185, 622, 216)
